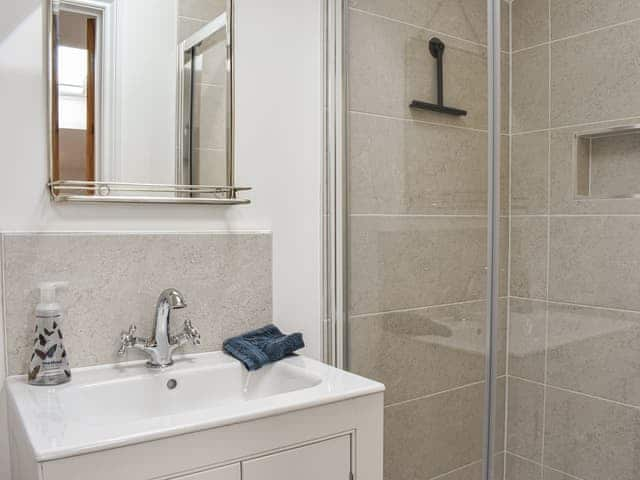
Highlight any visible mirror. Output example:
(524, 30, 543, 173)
(48, 0, 249, 204)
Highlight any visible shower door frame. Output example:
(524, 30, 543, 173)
(322, 1, 503, 479)
(484, 0, 502, 478)
(322, 0, 347, 369)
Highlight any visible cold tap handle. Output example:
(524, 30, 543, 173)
(183, 319, 201, 345)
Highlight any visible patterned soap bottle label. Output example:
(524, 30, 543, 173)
(29, 315, 71, 382)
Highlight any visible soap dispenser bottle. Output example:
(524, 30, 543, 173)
(28, 281, 71, 386)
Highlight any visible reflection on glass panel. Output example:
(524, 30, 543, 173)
(177, 9, 230, 196)
(344, 0, 497, 476)
(191, 28, 228, 187)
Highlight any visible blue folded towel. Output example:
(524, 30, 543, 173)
(223, 324, 305, 371)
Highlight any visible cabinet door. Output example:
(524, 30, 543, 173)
(242, 436, 351, 480)
(176, 463, 241, 480)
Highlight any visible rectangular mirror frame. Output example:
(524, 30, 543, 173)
(46, 0, 250, 205)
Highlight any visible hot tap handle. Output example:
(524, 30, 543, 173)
(118, 324, 137, 356)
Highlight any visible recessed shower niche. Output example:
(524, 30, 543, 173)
(575, 125, 640, 198)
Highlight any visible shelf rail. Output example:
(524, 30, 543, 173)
(48, 180, 251, 205)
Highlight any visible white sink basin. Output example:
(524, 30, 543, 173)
(7, 351, 383, 462)
(58, 356, 322, 424)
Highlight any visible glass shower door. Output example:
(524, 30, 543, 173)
(341, 1, 507, 479)
(338, 0, 640, 478)
(502, 1, 640, 479)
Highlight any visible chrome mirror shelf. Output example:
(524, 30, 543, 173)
(49, 181, 251, 205)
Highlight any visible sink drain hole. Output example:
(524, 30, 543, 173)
(167, 379, 178, 390)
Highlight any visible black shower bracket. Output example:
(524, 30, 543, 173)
(410, 37, 467, 116)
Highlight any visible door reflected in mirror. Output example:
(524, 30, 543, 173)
(49, 0, 247, 204)
(52, 9, 96, 185)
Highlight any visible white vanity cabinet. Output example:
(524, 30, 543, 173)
(175, 436, 351, 480)
(178, 464, 241, 480)
(242, 435, 351, 480)
(32, 406, 370, 480)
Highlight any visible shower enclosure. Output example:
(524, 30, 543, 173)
(325, 1, 640, 479)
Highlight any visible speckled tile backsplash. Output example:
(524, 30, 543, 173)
(1, 233, 272, 375)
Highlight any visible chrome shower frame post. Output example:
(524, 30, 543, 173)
(322, 0, 347, 369)
(483, 0, 502, 479)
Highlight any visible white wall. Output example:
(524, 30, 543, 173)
(0, 0, 324, 476)
(116, 0, 177, 183)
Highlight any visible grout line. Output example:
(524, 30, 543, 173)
(505, 449, 542, 467)
(546, 384, 640, 410)
(509, 375, 640, 411)
(348, 109, 489, 134)
(194, 147, 226, 152)
(588, 138, 593, 195)
(510, 215, 640, 218)
(512, 40, 549, 55)
(503, 2, 513, 478)
(509, 295, 547, 303)
(587, 129, 640, 140)
(350, 298, 487, 319)
(348, 7, 489, 49)
(511, 295, 640, 316)
(550, 16, 640, 44)
(539, 1, 552, 471)
(513, 115, 640, 136)
(177, 15, 208, 24)
(502, 373, 510, 480)
(198, 82, 226, 88)
(543, 466, 585, 480)
(504, 451, 538, 466)
(512, 127, 551, 136)
(554, 115, 640, 130)
(505, 451, 586, 480)
(553, 214, 640, 217)
(428, 459, 483, 480)
(384, 379, 486, 409)
(351, 214, 511, 218)
(511, 16, 640, 54)
(508, 296, 549, 304)
(508, 375, 547, 388)
(349, 213, 488, 218)
(545, 298, 640, 314)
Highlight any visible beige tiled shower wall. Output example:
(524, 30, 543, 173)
(1, 233, 272, 375)
(178, 0, 228, 185)
(346, 1, 510, 479)
(506, 1, 640, 479)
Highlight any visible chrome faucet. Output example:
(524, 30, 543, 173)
(118, 288, 201, 368)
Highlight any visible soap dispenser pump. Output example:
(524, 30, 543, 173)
(28, 281, 71, 386)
